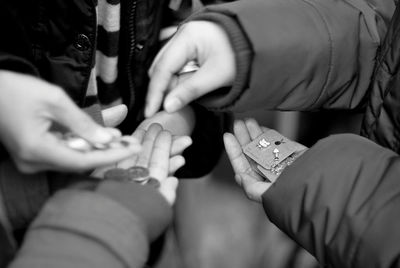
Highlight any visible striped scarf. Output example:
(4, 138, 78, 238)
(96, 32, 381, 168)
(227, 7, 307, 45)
(85, 0, 204, 123)
(85, 0, 122, 123)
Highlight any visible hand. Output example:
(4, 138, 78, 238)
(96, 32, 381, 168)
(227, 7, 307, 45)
(145, 21, 236, 117)
(138, 105, 195, 136)
(0, 71, 141, 173)
(121, 123, 180, 205)
(93, 108, 194, 178)
(136, 105, 194, 165)
(102, 104, 128, 128)
(224, 119, 272, 203)
(225, 118, 307, 203)
(115, 124, 188, 177)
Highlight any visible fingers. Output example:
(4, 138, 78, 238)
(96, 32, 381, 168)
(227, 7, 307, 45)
(261, 126, 271, 133)
(23, 134, 141, 173)
(244, 118, 263, 139)
(135, 124, 163, 167)
(102, 104, 128, 127)
(139, 106, 195, 136)
(160, 65, 218, 113)
(48, 89, 114, 144)
(148, 130, 172, 182)
(235, 173, 271, 203)
(115, 128, 146, 169)
(169, 155, 185, 175)
(131, 128, 146, 142)
(223, 133, 254, 176)
(146, 21, 236, 117)
(158, 176, 179, 206)
(233, 120, 252, 146)
(146, 33, 193, 117)
(171, 136, 192, 156)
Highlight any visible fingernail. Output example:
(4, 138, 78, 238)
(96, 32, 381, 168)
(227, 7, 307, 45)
(93, 128, 113, 143)
(164, 98, 182, 113)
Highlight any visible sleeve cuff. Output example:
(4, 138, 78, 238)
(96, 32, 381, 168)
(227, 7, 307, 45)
(0, 160, 49, 230)
(187, 11, 253, 110)
(31, 189, 152, 267)
(96, 180, 172, 241)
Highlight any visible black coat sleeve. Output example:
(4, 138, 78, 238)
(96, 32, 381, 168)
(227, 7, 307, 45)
(0, 2, 38, 75)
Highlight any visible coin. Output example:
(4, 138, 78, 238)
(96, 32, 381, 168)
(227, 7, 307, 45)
(127, 166, 149, 182)
(178, 60, 200, 75)
(104, 168, 130, 182)
(145, 177, 160, 188)
(64, 135, 92, 152)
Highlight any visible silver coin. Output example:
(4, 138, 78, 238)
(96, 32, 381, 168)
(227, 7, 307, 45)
(104, 168, 130, 182)
(145, 177, 160, 188)
(178, 60, 200, 75)
(64, 135, 92, 152)
(127, 166, 149, 181)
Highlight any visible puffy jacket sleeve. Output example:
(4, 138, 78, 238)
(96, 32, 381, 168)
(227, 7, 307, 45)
(8, 180, 172, 268)
(0, 158, 49, 232)
(190, 0, 395, 112)
(262, 134, 400, 268)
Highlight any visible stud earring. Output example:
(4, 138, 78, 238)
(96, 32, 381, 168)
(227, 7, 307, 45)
(273, 148, 280, 161)
(257, 138, 271, 149)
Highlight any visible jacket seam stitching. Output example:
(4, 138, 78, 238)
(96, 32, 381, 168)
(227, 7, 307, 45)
(301, 0, 334, 109)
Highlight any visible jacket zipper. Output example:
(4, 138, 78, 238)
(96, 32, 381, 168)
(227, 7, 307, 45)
(126, 0, 137, 109)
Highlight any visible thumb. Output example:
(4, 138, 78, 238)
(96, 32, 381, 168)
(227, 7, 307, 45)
(102, 104, 128, 127)
(163, 60, 234, 113)
(236, 173, 271, 203)
(49, 92, 114, 144)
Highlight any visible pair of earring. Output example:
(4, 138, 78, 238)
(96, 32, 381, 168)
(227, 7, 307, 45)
(256, 138, 282, 161)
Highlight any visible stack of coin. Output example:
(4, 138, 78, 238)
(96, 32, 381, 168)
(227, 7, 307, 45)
(103, 166, 160, 188)
(127, 166, 149, 183)
(62, 132, 132, 152)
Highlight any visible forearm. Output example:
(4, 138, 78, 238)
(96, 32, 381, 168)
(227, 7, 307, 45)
(190, 0, 395, 112)
(262, 134, 400, 267)
(9, 180, 172, 268)
(0, 159, 49, 231)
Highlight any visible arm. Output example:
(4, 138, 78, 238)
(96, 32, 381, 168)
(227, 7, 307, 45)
(224, 119, 400, 268)
(263, 134, 400, 267)
(8, 182, 172, 268)
(8, 124, 178, 268)
(146, 0, 395, 115)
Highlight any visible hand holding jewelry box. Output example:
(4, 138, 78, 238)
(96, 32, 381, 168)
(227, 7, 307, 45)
(224, 118, 307, 203)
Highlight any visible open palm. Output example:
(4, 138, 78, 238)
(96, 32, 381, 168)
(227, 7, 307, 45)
(223, 118, 272, 203)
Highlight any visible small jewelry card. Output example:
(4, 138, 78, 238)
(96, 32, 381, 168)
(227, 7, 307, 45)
(243, 130, 305, 181)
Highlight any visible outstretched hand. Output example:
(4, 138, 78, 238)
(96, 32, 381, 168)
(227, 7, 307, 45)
(225, 118, 307, 203)
(224, 119, 272, 203)
(116, 124, 181, 205)
(145, 21, 236, 117)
